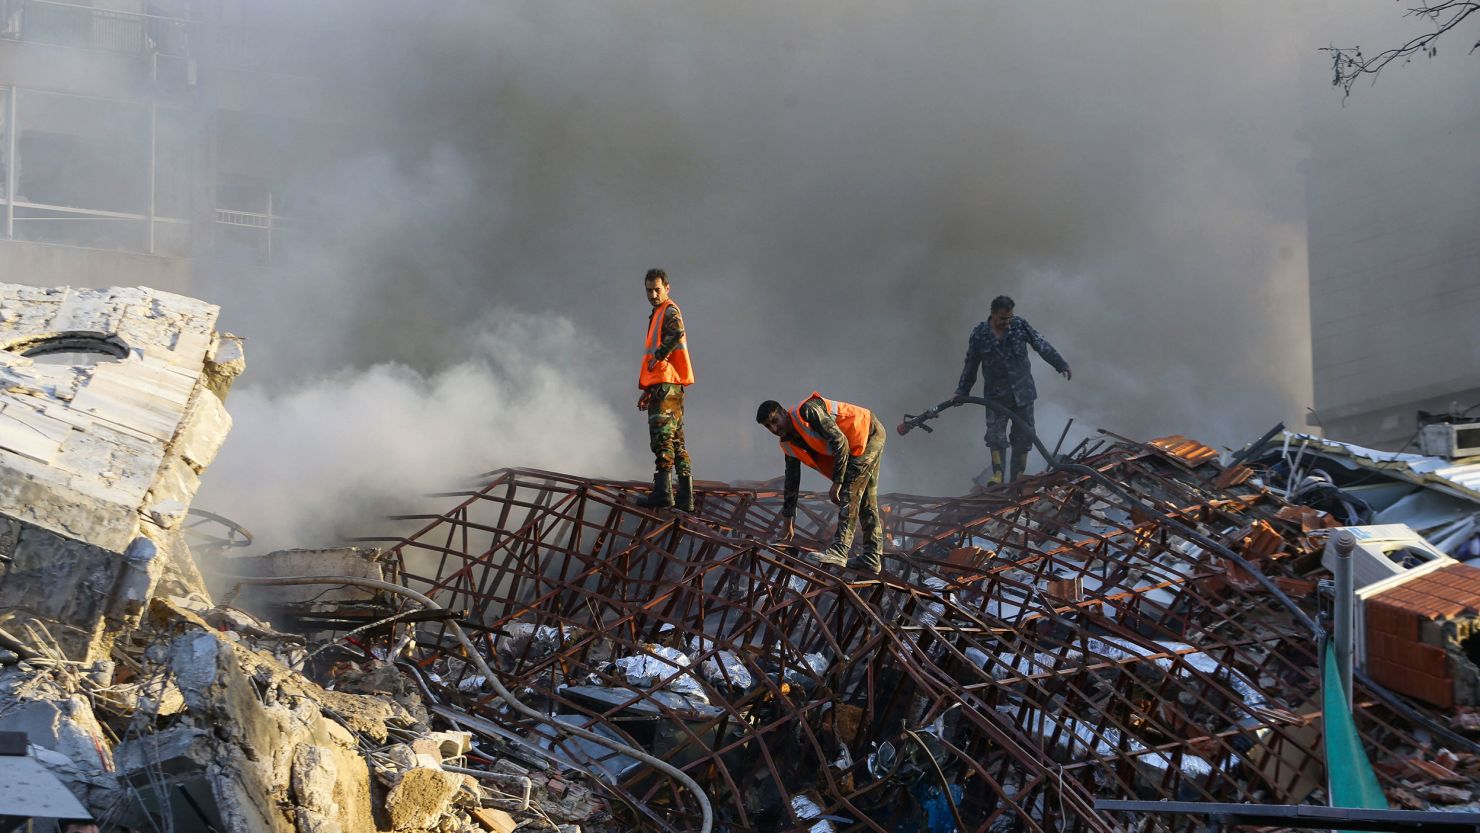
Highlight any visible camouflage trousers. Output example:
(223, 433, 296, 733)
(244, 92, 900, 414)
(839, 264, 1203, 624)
(645, 383, 691, 475)
(983, 396, 1035, 454)
(832, 417, 886, 559)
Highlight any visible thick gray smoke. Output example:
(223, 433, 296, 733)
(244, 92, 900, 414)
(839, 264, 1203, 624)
(193, 1, 1479, 550)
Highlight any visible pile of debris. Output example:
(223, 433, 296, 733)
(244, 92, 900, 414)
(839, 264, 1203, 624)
(7, 283, 1480, 832)
(0, 285, 604, 833)
(368, 434, 1480, 831)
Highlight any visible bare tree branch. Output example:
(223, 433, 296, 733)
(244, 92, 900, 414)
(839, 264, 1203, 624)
(1322, 0, 1480, 97)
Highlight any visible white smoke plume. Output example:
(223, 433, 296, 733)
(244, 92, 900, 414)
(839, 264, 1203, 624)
(186, 1, 1477, 550)
(198, 312, 641, 552)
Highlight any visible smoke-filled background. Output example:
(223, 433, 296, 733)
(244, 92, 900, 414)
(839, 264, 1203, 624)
(191, 1, 1480, 551)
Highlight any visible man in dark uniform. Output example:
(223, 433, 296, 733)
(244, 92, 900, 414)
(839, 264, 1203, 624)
(953, 295, 1071, 484)
(636, 269, 695, 510)
(756, 394, 886, 573)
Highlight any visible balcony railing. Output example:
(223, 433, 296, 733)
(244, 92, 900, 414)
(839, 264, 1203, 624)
(0, 0, 189, 57)
(0, 0, 304, 73)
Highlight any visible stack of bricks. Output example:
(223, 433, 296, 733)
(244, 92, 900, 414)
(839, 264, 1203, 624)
(1364, 563, 1480, 709)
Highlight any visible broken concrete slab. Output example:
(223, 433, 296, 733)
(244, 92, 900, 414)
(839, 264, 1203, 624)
(0, 283, 243, 661)
(385, 766, 464, 831)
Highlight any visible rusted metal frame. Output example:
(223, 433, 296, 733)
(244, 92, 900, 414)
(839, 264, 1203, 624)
(869, 671, 1054, 832)
(555, 483, 594, 613)
(995, 771, 1057, 833)
(1106, 647, 1310, 797)
(1141, 583, 1321, 686)
(402, 494, 574, 608)
(1103, 670, 1169, 800)
(507, 515, 679, 629)
(492, 552, 836, 700)
(384, 473, 504, 566)
(643, 530, 725, 631)
(1078, 552, 1293, 668)
(757, 575, 857, 668)
(831, 585, 1116, 833)
(991, 641, 1205, 795)
(978, 758, 1051, 833)
(975, 572, 1207, 650)
(1063, 600, 1323, 781)
(888, 574, 1252, 796)
(942, 731, 1083, 833)
(980, 627, 1301, 690)
(469, 519, 549, 622)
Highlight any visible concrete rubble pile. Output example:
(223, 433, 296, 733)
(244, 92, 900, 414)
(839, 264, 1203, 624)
(6, 284, 1480, 832)
(0, 285, 595, 833)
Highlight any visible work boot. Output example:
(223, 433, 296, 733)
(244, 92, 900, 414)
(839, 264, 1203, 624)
(809, 546, 849, 569)
(1009, 451, 1030, 483)
(635, 470, 674, 509)
(989, 449, 1005, 484)
(675, 474, 695, 512)
(848, 550, 883, 575)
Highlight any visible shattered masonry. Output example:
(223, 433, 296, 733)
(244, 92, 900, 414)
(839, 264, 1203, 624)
(0, 285, 536, 833)
(6, 283, 1480, 832)
(0, 284, 243, 661)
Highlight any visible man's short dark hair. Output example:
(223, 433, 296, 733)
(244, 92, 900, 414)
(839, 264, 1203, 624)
(755, 400, 784, 424)
(990, 295, 1015, 313)
(645, 268, 668, 286)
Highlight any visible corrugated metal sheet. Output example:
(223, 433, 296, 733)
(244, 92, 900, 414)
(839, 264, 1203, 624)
(1281, 433, 1480, 503)
(1149, 434, 1220, 467)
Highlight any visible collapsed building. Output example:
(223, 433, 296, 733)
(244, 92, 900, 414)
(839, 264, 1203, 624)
(4, 284, 1480, 832)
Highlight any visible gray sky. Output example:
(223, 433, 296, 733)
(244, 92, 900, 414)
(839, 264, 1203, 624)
(195, 1, 1480, 549)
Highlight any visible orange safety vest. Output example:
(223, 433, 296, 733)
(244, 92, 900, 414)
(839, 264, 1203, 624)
(639, 299, 694, 388)
(780, 393, 872, 479)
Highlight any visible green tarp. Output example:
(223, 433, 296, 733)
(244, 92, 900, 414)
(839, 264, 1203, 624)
(1323, 644, 1389, 831)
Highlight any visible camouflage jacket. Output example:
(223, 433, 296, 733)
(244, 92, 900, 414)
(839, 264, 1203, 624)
(781, 398, 850, 518)
(954, 316, 1068, 403)
(649, 303, 685, 363)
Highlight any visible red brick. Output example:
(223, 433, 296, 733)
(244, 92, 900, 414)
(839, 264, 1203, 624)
(1402, 643, 1450, 678)
(1426, 674, 1456, 709)
(1369, 657, 1404, 691)
(1368, 604, 1419, 639)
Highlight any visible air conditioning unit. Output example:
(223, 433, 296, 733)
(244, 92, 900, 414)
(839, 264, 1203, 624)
(1323, 524, 1454, 590)
(1419, 419, 1480, 459)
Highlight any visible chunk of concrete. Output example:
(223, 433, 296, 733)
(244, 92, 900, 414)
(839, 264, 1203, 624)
(385, 766, 463, 831)
(291, 744, 341, 833)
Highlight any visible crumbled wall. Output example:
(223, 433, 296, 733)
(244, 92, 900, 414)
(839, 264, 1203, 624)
(0, 284, 243, 660)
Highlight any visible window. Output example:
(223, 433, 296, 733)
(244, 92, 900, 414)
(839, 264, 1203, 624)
(12, 89, 149, 251)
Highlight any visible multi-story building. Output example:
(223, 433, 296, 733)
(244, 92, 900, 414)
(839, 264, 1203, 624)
(1305, 94, 1480, 450)
(0, 0, 335, 293)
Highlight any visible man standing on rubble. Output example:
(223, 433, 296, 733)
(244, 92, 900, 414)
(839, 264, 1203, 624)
(953, 295, 1071, 485)
(636, 268, 696, 511)
(755, 393, 886, 573)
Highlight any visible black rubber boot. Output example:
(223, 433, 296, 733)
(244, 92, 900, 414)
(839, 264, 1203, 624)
(635, 470, 674, 509)
(675, 474, 694, 512)
(1009, 451, 1029, 483)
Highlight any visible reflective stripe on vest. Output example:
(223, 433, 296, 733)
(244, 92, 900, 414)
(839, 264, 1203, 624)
(639, 299, 694, 388)
(779, 393, 872, 478)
